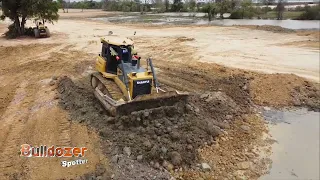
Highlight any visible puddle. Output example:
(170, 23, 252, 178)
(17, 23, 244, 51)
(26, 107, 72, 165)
(260, 108, 320, 180)
(91, 13, 320, 30)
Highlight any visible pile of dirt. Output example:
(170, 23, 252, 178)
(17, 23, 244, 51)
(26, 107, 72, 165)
(177, 114, 270, 180)
(296, 30, 320, 40)
(235, 25, 295, 33)
(175, 36, 195, 42)
(56, 76, 249, 177)
(250, 74, 320, 111)
(156, 62, 253, 113)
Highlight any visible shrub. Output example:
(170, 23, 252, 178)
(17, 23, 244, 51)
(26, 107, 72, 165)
(229, 10, 242, 19)
(4, 24, 20, 39)
(229, 9, 255, 19)
(296, 5, 320, 20)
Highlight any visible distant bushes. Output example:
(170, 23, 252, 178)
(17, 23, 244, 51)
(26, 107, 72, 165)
(229, 0, 264, 19)
(104, 1, 144, 12)
(296, 5, 320, 20)
(229, 9, 255, 19)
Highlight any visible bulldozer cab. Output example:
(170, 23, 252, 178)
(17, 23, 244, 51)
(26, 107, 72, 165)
(100, 37, 134, 74)
(35, 20, 46, 29)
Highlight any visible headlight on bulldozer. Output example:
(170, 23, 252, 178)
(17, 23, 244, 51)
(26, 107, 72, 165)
(147, 71, 152, 75)
(131, 72, 137, 76)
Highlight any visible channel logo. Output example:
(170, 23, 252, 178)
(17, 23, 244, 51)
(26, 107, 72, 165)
(20, 144, 88, 157)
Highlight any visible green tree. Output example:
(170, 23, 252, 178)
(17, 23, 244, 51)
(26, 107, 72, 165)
(275, 0, 285, 20)
(240, 0, 252, 19)
(154, 0, 166, 13)
(196, 2, 200, 12)
(165, 0, 169, 11)
(80, 0, 89, 12)
(0, 0, 59, 38)
(57, 0, 65, 13)
(202, 3, 216, 21)
(189, 0, 196, 11)
(297, 5, 320, 20)
(35, 0, 59, 23)
(171, 0, 183, 12)
(260, 0, 275, 18)
(216, 0, 231, 18)
(130, 1, 139, 12)
(230, 0, 241, 10)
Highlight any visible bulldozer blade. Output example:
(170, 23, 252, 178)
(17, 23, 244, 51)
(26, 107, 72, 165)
(95, 89, 188, 116)
(117, 92, 189, 116)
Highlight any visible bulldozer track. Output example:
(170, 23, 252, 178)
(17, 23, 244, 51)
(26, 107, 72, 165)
(57, 119, 72, 147)
(92, 72, 125, 101)
(0, 82, 30, 178)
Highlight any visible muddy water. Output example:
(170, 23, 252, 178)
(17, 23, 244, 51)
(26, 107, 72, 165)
(92, 13, 320, 30)
(261, 108, 320, 180)
(198, 19, 320, 30)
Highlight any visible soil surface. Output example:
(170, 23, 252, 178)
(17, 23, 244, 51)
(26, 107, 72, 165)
(0, 10, 319, 180)
(57, 76, 251, 179)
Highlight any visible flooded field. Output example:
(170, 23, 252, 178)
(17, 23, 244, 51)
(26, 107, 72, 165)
(92, 13, 320, 30)
(261, 108, 320, 180)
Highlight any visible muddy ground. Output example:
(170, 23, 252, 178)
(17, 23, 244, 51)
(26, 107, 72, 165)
(0, 10, 319, 180)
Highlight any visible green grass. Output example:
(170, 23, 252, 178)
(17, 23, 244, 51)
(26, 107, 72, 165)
(265, 11, 303, 19)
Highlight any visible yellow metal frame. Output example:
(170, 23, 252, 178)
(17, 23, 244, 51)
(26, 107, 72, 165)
(101, 37, 134, 46)
(96, 55, 154, 100)
(96, 56, 106, 72)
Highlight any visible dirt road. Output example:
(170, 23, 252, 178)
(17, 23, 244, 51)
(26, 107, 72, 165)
(0, 10, 319, 180)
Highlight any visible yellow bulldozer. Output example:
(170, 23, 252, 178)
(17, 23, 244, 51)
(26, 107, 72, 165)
(33, 21, 50, 38)
(91, 36, 188, 116)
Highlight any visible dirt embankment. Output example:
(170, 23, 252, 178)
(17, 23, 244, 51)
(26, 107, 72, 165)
(56, 74, 256, 179)
(250, 74, 320, 111)
(235, 25, 296, 33)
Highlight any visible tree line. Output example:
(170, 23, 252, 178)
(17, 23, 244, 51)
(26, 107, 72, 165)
(38, 0, 320, 20)
(58, 0, 103, 12)
(101, 0, 319, 20)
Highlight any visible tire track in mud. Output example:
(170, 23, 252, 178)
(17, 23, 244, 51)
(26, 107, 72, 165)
(0, 81, 32, 178)
(156, 63, 213, 92)
(0, 79, 72, 179)
(57, 118, 72, 147)
(20, 79, 105, 180)
(19, 80, 75, 180)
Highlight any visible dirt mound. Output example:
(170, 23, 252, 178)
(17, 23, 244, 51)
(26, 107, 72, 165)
(250, 74, 320, 111)
(175, 36, 195, 42)
(235, 25, 295, 33)
(56, 76, 245, 174)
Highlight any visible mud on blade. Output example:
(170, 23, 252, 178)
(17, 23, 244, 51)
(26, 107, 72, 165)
(95, 90, 188, 116)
